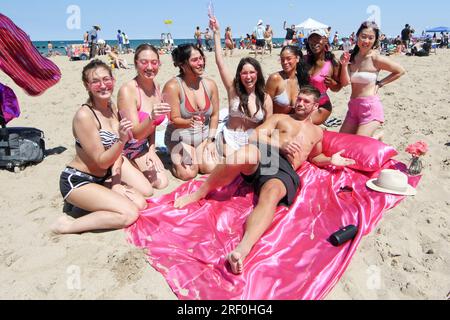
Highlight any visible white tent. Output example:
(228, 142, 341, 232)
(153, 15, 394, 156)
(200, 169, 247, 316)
(295, 18, 329, 31)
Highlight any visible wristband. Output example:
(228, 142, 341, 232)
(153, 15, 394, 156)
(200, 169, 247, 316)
(207, 137, 216, 143)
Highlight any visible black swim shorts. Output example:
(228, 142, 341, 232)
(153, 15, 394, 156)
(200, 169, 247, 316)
(256, 39, 266, 48)
(242, 144, 301, 207)
(60, 167, 110, 200)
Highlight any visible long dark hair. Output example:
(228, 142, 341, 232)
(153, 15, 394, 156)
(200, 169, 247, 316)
(234, 57, 266, 118)
(280, 45, 310, 87)
(305, 38, 338, 68)
(350, 21, 381, 63)
(171, 44, 206, 76)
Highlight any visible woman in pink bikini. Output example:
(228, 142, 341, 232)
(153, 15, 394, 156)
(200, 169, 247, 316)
(305, 29, 342, 125)
(339, 21, 405, 138)
(224, 26, 234, 57)
(117, 44, 171, 195)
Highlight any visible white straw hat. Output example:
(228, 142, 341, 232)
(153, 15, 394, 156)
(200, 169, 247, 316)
(366, 170, 417, 196)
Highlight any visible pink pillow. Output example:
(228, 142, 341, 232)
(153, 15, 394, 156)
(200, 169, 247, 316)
(321, 131, 398, 172)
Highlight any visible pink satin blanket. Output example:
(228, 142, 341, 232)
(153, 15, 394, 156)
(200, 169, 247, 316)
(127, 160, 420, 300)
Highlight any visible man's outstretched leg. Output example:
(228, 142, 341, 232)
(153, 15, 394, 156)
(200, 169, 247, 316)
(174, 145, 260, 209)
(227, 179, 287, 274)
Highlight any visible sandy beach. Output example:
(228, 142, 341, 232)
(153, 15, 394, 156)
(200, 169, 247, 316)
(0, 48, 449, 300)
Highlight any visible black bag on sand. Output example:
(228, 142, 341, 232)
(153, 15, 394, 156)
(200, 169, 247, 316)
(0, 126, 46, 170)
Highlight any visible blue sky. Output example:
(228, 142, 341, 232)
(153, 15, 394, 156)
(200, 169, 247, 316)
(1, 0, 449, 41)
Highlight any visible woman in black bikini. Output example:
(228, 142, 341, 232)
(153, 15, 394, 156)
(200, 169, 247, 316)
(52, 60, 146, 235)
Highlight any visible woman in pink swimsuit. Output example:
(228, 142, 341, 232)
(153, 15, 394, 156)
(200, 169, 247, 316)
(224, 26, 234, 57)
(305, 29, 342, 125)
(117, 44, 171, 195)
(339, 21, 405, 138)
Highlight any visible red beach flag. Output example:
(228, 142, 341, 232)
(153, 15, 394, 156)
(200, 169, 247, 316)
(0, 13, 61, 96)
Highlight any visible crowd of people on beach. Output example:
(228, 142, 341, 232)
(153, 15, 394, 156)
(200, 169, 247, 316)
(52, 17, 408, 275)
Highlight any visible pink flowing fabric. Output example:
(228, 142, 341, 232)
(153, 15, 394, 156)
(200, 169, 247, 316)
(0, 14, 61, 96)
(127, 161, 421, 300)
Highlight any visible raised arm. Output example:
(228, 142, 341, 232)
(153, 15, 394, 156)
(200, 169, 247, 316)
(209, 18, 234, 92)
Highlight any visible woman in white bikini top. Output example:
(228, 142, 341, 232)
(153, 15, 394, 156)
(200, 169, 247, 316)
(339, 21, 405, 138)
(210, 17, 273, 158)
(266, 45, 309, 114)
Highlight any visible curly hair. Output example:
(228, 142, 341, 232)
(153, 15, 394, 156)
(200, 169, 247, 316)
(305, 39, 338, 68)
(171, 44, 206, 76)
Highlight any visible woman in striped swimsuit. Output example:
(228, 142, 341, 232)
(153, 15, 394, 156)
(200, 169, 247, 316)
(52, 60, 146, 235)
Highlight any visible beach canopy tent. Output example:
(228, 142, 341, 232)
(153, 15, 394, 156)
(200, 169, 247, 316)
(425, 26, 450, 33)
(295, 18, 329, 31)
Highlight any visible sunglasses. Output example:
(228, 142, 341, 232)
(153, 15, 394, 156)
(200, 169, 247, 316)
(89, 77, 114, 90)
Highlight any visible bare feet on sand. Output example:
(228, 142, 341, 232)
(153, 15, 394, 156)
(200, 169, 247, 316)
(174, 191, 203, 209)
(227, 252, 244, 275)
(50, 216, 74, 234)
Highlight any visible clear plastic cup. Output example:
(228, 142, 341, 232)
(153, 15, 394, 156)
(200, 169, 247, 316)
(118, 110, 137, 143)
(208, 0, 215, 18)
(343, 41, 352, 53)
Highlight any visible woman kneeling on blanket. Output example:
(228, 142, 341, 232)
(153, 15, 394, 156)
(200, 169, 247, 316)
(175, 86, 356, 275)
(163, 44, 220, 180)
(339, 21, 405, 139)
(118, 44, 171, 193)
(52, 60, 147, 235)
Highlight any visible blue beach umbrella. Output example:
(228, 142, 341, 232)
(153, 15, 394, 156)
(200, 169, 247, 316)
(425, 26, 450, 33)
